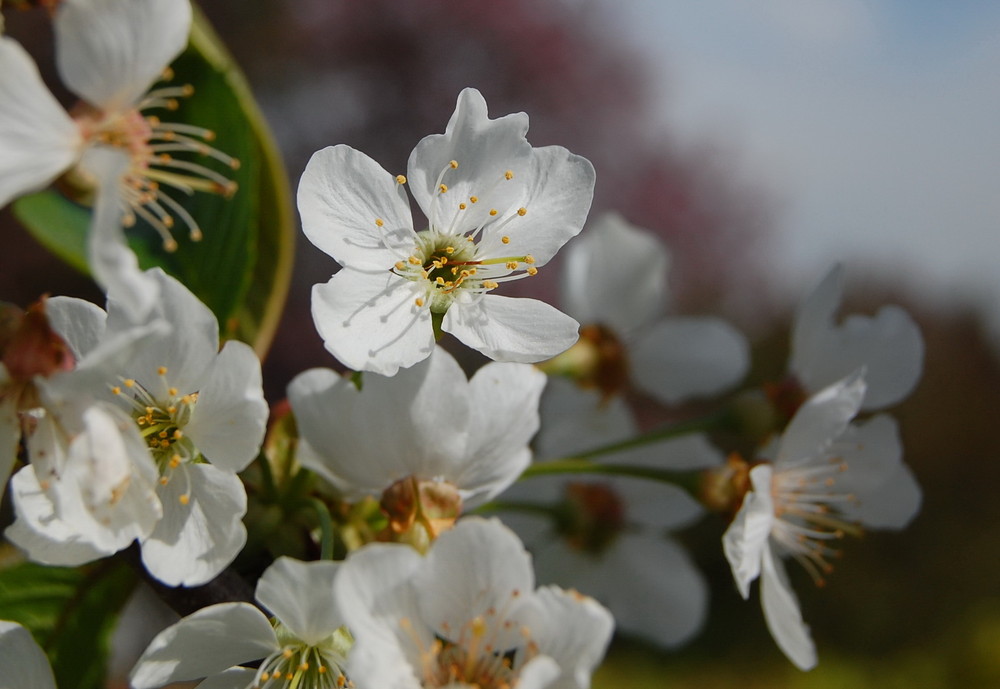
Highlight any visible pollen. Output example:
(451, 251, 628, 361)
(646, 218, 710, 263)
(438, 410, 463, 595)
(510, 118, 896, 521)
(375, 218, 384, 227)
(157, 366, 168, 375)
(415, 298, 425, 307)
(124, 379, 135, 388)
(112, 386, 122, 395)
(489, 209, 498, 216)
(527, 266, 538, 276)
(501, 236, 510, 244)
(439, 184, 449, 193)
(525, 254, 536, 264)
(459, 203, 467, 210)
(449, 160, 459, 169)
(168, 387, 179, 396)
(178, 494, 190, 505)
(395, 261, 406, 270)
(470, 196, 479, 203)
(505, 170, 514, 180)
(396, 174, 407, 184)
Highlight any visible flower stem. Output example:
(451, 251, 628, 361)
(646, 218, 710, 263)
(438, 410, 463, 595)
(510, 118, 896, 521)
(303, 497, 335, 560)
(520, 458, 702, 495)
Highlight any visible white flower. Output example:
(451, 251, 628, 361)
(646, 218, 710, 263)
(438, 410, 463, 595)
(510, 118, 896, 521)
(0, 620, 57, 689)
(335, 517, 614, 689)
(130, 557, 352, 689)
(298, 87, 595, 375)
(722, 372, 922, 670)
(0, 0, 238, 317)
(790, 264, 923, 410)
(13, 268, 268, 586)
(289, 345, 545, 545)
(6, 392, 163, 567)
(556, 212, 748, 403)
(501, 378, 719, 648)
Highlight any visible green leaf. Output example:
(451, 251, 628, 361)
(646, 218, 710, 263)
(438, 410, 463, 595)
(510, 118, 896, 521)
(11, 6, 294, 356)
(0, 558, 137, 689)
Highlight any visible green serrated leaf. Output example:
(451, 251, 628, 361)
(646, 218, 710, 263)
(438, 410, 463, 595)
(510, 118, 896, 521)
(0, 559, 137, 689)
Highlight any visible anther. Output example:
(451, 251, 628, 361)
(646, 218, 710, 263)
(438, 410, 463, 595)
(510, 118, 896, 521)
(489, 209, 498, 216)
(395, 261, 406, 270)
(375, 218, 384, 227)
(527, 267, 538, 276)
(459, 203, 467, 210)
(158, 366, 168, 375)
(525, 255, 536, 264)
(470, 196, 479, 203)
(396, 174, 407, 184)
(112, 386, 122, 395)
(501, 236, 510, 244)
(517, 207, 527, 216)
(439, 184, 448, 193)
(505, 170, 514, 180)
(415, 298, 425, 307)
(124, 379, 135, 388)
(408, 256, 421, 265)
(445, 246, 455, 254)
(449, 160, 459, 169)
(168, 387, 179, 396)
(179, 494, 190, 505)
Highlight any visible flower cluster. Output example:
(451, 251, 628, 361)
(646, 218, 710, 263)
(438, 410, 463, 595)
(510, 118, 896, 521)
(0, 1, 929, 686)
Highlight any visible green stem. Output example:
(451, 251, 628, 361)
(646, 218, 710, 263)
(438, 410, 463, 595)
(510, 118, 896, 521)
(303, 497, 335, 560)
(474, 499, 562, 518)
(520, 459, 704, 498)
(255, 449, 278, 502)
(548, 409, 734, 463)
(431, 310, 445, 341)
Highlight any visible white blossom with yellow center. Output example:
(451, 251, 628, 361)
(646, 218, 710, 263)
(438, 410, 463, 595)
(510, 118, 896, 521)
(131, 557, 354, 689)
(16, 268, 269, 586)
(0, 0, 238, 319)
(335, 517, 614, 689)
(723, 371, 921, 670)
(297, 87, 595, 376)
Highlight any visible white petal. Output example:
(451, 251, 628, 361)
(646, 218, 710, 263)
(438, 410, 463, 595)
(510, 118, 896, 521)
(184, 341, 267, 473)
(44, 296, 107, 359)
(106, 267, 218, 392)
(455, 361, 546, 506)
(722, 464, 775, 599)
(0, 620, 57, 689)
(129, 602, 278, 689)
(534, 378, 636, 460)
(629, 316, 749, 405)
(194, 668, 260, 689)
(335, 544, 425, 689)
(495, 145, 596, 268)
(0, 37, 81, 208)
(54, 0, 191, 110)
(838, 416, 921, 529)
(141, 464, 247, 587)
(298, 145, 415, 270)
(791, 265, 923, 410)
(83, 147, 160, 323)
(444, 294, 578, 363)
(776, 371, 866, 468)
(408, 88, 532, 233)
(311, 269, 434, 376)
(415, 518, 535, 638)
(561, 213, 669, 334)
(760, 547, 817, 671)
(255, 557, 342, 646)
(525, 586, 613, 689)
(515, 656, 562, 689)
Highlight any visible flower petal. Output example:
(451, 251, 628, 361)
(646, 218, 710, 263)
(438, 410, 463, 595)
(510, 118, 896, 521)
(630, 316, 749, 405)
(0, 620, 56, 689)
(443, 294, 579, 363)
(141, 463, 247, 587)
(455, 361, 546, 506)
(791, 265, 923, 410)
(129, 602, 278, 689)
(54, 0, 191, 110)
(254, 557, 342, 647)
(723, 464, 775, 599)
(298, 145, 415, 271)
(760, 546, 817, 671)
(408, 88, 532, 233)
(0, 37, 81, 207)
(312, 268, 434, 376)
(82, 148, 161, 323)
(775, 371, 866, 468)
(192, 668, 260, 689)
(44, 296, 107, 359)
(184, 341, 267, 473)
(561, 213, 668, 334)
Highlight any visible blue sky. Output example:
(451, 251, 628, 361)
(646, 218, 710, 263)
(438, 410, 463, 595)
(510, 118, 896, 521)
(609, 0, 1000, 327)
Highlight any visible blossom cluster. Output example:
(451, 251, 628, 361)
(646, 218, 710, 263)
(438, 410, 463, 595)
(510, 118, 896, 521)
(0, 0, 926, 687)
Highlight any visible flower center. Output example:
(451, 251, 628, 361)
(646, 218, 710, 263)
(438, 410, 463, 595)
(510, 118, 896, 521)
(249, 622, 353, 689)
(111, 365, 199, 504)
(70, 68, 239, 252)
(555, 482, 627, 555)
(382, 161, 538, 313)
(769, 459, 863, 587)
(379, 476, 462, 552)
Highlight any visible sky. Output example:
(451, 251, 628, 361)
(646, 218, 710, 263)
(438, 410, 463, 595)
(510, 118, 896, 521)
(609, 0, 1000, 325)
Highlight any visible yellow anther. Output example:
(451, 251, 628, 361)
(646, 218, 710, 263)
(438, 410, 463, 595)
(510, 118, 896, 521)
(527, 266, 538, 276)
(179, 494, 190, 505)
(470, 196, 479, 203)
(489, 209, 498, 216)
(517, 207, 527, 216)
(506, 261, 518, 269)
(439, 184, 448, 193)
(375, 218, 384, 227)
(525, 254, 536, 264)
(159, 476, 169, 485)
(445, 281, 454, 288)
(146, 407, 155, 414)
(501, 236, 510, 244)
(173, 430, 184, 440)
(449, 160, 459, 169)
(396, 174, 407, 184)
(124, 379, 135, 388)
(157, 366, 168, 375)
(168, 387, 179, 397)
(167, 406, 177, 414)
(421, 270, 429, 279)
(169, 455, 182, 469)
(159, 431, 169, 439)
(505, 170, 514, 180)
(436, 277, 446, 285)
(445, 246, 455, 254)
(459, 203, 467, 210)
(415, 298, 425, 307)
(112, 386, 122, 395)
(162, 67, 175, 81)
(283, 649, 294, 659)
(261, 673, 271, 682)
(300, 663, 309, 671)
(408, 256, 421, 265)
(159, 439, 170, 449)
(318, 666, 327, 674)
(395, 261, 406, 270)
(483, 280, 499, 289)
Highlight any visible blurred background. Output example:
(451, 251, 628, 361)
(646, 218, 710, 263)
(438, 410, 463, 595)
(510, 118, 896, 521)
(3, 1, 1000, 686)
